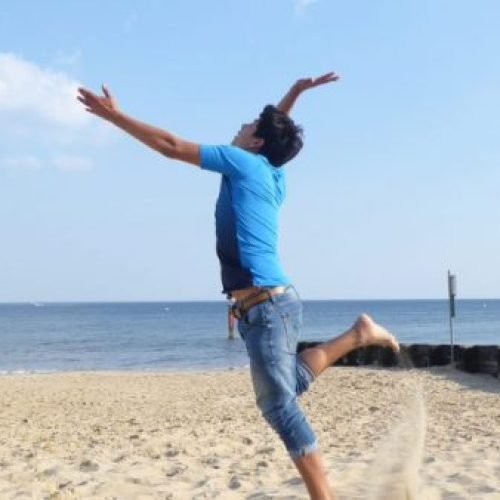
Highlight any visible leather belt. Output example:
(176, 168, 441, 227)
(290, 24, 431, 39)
(230, 286, 288, 320)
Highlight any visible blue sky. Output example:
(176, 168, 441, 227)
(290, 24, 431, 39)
(1, 0, 499, 301)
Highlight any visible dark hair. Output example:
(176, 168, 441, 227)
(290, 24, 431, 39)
(254, 105, 303, 167)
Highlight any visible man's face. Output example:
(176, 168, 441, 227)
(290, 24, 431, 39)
(231, 120, 263, 151)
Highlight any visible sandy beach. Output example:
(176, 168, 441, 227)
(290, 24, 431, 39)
(0, 366, 499, 499)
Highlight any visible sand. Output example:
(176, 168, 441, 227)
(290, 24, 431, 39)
(0, 366, 499, 499)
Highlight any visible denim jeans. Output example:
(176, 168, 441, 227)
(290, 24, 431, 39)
(238, 286, 318, 458)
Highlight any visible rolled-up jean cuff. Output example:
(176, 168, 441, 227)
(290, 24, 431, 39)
(288, 440, 319, 459)
(298, 357, 317, 383)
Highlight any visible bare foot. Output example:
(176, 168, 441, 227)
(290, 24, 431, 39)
(352, 314, 400, 352)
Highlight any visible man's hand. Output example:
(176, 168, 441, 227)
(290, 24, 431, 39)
(276, 71, 340, 115)
(292, 72, 340, 93)
(77, 85, 119, 121)
(76, 84, 200, 166)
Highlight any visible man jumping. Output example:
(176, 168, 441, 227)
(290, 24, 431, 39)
(78, 73, 399, 499)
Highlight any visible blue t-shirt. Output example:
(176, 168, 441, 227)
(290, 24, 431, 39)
(200, 145, 291, 294)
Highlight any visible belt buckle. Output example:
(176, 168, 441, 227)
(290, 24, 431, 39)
(231, 303, 243, 320)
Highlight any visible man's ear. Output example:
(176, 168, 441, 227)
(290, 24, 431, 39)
(251, 137, 264, 150)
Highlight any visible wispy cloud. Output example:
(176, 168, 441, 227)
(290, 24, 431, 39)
(0, 52, 89, 128)
(1, 154, 93, 173)
(294, 0, 319, 16)
(0, 155, 43, 170)
(52, 154, 92, 172)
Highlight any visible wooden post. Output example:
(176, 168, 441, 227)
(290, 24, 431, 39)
(448, 270, 457, 364)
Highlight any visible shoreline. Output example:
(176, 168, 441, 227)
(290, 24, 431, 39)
(0, 365, 250, 378)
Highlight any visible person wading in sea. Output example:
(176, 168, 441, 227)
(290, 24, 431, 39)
(78, 73, 399, 500)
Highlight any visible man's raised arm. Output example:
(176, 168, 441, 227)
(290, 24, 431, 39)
(77, 86, 200, 166)
(276, 72, 340, 115)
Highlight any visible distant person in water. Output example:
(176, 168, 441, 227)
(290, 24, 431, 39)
(78, 73, 399, 500)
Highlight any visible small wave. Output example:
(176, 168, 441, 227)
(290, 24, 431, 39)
(0, 368, 58, 376)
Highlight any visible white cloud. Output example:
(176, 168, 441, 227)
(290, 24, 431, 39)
(52, 155, 93, 172)
(0, 52, 89, 128)
(0, 155, 43, 170)
(0, 53, 111, 174)
(294, 0, 319, 15)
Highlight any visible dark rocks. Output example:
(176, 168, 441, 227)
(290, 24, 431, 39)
(334, 348, 362, 366)
(297, 341, 499, 376)
(361, 345, 380, 365)
(297, 341, 322, 353)
(459, 345, 498, 375)
(407, 344, 432, 368)
(378, 347, 398, 367)
(429, 344, 453, 366)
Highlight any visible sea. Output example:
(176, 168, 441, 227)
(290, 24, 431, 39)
(0, 300, 499, 375)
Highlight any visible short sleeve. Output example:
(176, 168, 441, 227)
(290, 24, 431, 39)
(199, 145, 249, 177)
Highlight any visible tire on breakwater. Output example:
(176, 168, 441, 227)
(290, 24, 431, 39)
(459, 345, 499, 376)
(429, 344, 453, 366)
(407, 344, 432, 368)
(378, 347, 399, 367)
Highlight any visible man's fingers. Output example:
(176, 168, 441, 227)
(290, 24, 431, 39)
(77, 95, 92, 103)
(318, 73, 339, 82)
(77, 95, 93, 107)
(296, 72, 340, 90)
(78, 87, 93, 98)
(78, 87, 102, 103)
(313, 73, 340, 86)
(102, 84, 111, 98)
(317, 71, 336, 80)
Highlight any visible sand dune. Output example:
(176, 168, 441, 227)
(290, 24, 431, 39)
(0, 366, 499, 499)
